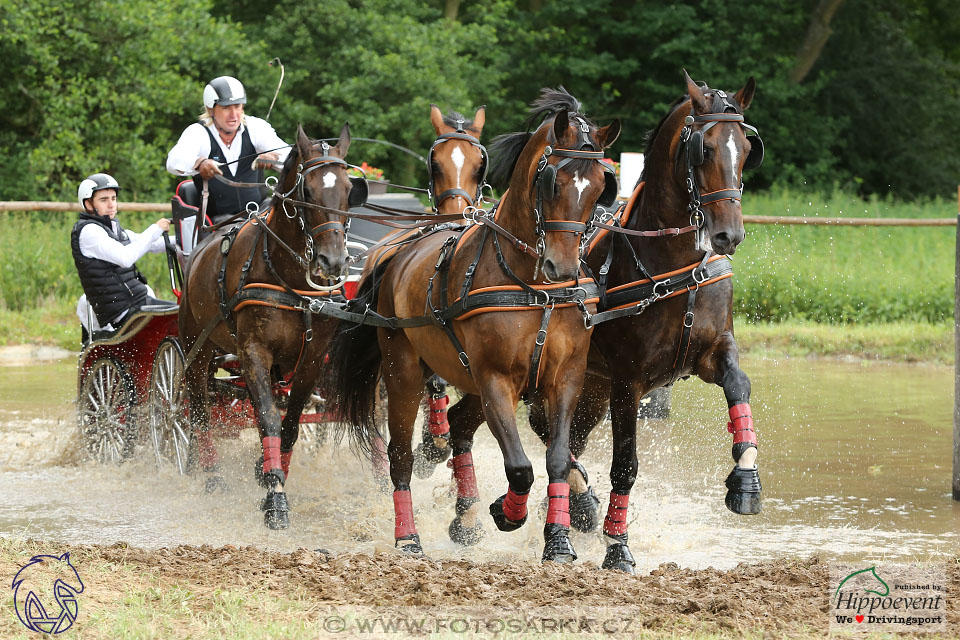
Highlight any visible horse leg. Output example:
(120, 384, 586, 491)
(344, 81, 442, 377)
(528, 373, 608, 533)
(381, 332, 428, 555)
(183, 344, 221, 490)
(483, 379, 534, 535)
(600, 377, 641, 573)
(275, 357, 324, 486)
(445, 394, 486, 546)
(539, 372, 586, 564)
(412, 374, 452, 478)
(701, 332, 761, 515)
(240, 342, 289, 530)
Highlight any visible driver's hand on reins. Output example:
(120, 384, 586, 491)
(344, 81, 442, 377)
(156, 218, 172, 232)
(195, 158, 223, 180)
(252, 152, 280, 170)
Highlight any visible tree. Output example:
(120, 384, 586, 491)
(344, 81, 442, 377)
(0, 0, 267, 201)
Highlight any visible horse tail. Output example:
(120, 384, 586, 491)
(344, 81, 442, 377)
(323, 267, 387, 455)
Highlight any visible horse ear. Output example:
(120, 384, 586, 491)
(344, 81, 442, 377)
(430, 104, 446, 134)
(735, 77, 756, 111)
(683, 69, 709, 114)
(296, 123, 311, 156)
(551, 110, 569, 146)
(337, 122, 351, 158)
(471, 106, 486, 135)
(596, 119, 621, 149)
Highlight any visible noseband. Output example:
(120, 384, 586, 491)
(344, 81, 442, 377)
(427, 125, 489, 211)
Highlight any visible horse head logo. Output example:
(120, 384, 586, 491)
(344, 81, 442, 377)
(835, 566, 889, 604)
(11, 552, 84, 634)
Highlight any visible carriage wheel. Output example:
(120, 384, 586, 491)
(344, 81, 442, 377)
(77, 357, 137, 464)
(148, 338, 195, 474)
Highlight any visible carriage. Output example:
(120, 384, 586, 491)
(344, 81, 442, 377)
(74, 178, 411, 472)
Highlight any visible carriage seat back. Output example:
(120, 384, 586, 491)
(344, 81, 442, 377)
(171, 180, 208, 255)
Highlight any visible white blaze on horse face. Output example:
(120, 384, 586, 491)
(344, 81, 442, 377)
(450, 146, 465, 189)
(323, 172, 337, 189)
(725, 129, 740, 182)
(573, 171, 590, 204)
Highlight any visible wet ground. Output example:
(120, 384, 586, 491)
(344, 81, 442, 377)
(1, 354, 957, 571)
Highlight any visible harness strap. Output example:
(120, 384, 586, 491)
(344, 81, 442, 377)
(524, 304, 554, 402)
(670, 253, 710, 381)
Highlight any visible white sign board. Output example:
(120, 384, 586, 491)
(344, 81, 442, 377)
(618, 152, 644, 198)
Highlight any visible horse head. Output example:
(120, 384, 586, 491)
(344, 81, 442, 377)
(490, 88, 620, 283)
(274, 123, 358, 284)
(672, 70, 758, 256)
(428, 105, 487, 214)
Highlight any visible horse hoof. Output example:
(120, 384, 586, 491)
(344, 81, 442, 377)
(262, 491, 290, 530)
(412, 439, 450, 479)
(541, 523, 577, 563)
(601, 543, 636, 574)
(489, 495, 527, 532)
(448, 516, 484, 546)
(724, 466, 762, 515)
(569, 486, 601, 533)
(204, 475, 228, 494)
(395, 534, 423, 556)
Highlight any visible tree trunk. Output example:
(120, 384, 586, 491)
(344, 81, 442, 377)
(444, 0, 460, 21)
(529, 0, 543, 10)
(789, 0, 846, 84)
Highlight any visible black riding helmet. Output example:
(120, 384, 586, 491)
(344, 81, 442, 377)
(203, 76, 247, 109)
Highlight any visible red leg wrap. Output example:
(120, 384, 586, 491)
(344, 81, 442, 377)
(393, 489, 417, 539)
(727, 403, 757, 446)
(427, 394, 450, 437)
(280, 451, 292, 478)
(547, 482, 571, 527)
(262, 436, 282, 475)
(502, 487, 529, 522)
(603, 492, 629, 537)
(197, 430, 218, 469)
(452, 453, 479, 499)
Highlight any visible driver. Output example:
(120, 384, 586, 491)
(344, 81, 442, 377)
(72, 173, 172, 340)
(165, 75, 290, 223)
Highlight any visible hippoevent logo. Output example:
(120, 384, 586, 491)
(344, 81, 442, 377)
(830, 563, 945, 633)
(11, 552, 84, 634)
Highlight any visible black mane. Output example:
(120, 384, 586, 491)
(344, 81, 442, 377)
(488, 87, 598, 191)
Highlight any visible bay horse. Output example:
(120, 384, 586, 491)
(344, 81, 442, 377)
(526, 71, 765, 573)
(179, 123, 368, 529)
(324, 88, 620, 560)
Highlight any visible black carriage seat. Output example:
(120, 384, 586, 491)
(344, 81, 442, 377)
(171, 180, 205, 255)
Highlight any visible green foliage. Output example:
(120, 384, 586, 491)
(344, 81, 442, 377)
(0, 0, 267, 202)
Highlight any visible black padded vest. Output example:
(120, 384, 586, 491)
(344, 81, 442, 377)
(71, 212, 149, 327)
(194, 125, 264, 218)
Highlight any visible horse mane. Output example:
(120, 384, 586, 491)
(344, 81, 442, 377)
(488, 86, 597, 191)
(640, 83, 743, 182)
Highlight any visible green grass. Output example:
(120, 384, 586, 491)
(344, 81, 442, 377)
(737, 188, 956, 324)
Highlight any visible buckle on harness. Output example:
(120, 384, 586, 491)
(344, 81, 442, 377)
(458, 352, 470, 368)
(651, 278, 671, 297)
(534, 289, 550, 307)
(683, 311, 695, 328)
(536, 328, 548, 346)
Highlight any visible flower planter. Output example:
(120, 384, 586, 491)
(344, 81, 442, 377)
(367, 180, 388, 195)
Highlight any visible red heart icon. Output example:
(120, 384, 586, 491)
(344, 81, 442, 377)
(855, 615, 864, 623)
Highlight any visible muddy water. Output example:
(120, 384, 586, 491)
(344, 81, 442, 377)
(1, 355, 957, 571)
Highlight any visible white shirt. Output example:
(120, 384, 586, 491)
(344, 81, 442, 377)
(76, 220, 166, 331)
(165, 116, 290, 177)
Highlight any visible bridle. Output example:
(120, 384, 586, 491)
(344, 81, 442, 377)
(678, 89, 763, 251)
(531, 116, 616, 274)
(427, 120, 489, 211)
